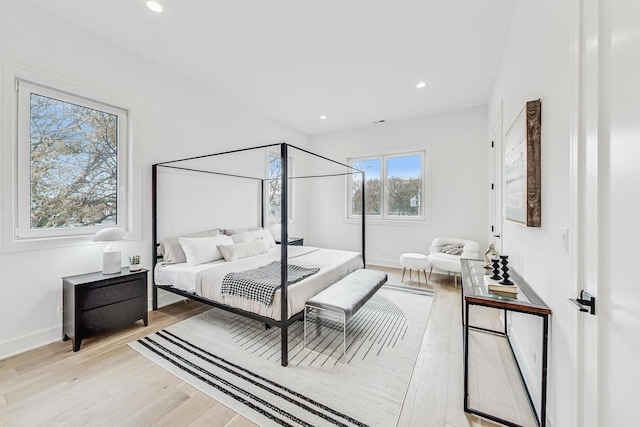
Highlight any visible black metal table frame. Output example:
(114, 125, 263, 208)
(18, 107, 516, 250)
(461, 261, 550, 427)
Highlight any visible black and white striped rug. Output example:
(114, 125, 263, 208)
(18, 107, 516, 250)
(130, 284, 433, 427)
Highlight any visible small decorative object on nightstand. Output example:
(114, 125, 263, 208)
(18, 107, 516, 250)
(129, 255, 141, 271)
(62, 268, 148, 351)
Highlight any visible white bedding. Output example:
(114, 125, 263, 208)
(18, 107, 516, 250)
(154, 246, 363, 320)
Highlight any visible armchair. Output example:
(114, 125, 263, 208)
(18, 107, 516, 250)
(427, 237, 479, 288)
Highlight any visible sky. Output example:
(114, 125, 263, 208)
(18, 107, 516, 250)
(352, 154, 421, 180)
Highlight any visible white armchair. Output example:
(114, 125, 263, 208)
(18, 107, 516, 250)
(427, 237, 480, 288)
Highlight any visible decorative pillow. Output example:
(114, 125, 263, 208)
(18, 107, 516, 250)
(231, 229, 277, 249)
(223, 227, 261, 236)
(441, 243, 465, 255)
(218, 239, 270, 262)
(179, 235, 233, 265)
(161, 229, 223, 263)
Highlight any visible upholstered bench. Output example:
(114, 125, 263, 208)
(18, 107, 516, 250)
(303, 269, 388, 362)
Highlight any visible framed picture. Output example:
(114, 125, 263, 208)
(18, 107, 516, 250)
(504, 99, 541, 227)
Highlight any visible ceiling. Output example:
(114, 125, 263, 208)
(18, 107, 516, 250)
(25, 0, 517, 135)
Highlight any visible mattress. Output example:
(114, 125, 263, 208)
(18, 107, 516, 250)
(154, 245, 364, 320)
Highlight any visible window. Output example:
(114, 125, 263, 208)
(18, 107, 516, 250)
(15, 79, 129, 239)
(266, 153, 293, 225)
(348, 152, 424, 220)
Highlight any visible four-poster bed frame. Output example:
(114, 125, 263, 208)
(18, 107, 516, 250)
(151, 142, 365, 366)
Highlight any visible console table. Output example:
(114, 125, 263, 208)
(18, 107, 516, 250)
(461, 259, 551, 427)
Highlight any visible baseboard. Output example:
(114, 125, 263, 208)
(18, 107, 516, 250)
(0, 326, 60, 360)
(366, 258, 401, 269)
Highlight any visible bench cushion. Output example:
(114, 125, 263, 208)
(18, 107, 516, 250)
(306, 269, 387, 320)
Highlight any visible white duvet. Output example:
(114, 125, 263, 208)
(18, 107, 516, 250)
(154, 246, 363, 320)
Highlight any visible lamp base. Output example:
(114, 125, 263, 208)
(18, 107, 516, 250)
(103, 242, 122, 274)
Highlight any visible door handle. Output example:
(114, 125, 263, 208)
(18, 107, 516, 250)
(569, 290, 596, 315)
(492, 234, 501, 238)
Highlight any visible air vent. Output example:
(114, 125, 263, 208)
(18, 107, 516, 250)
(373, 120, 386, 124)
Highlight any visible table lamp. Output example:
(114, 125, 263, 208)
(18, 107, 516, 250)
(93, 227, 127, 274)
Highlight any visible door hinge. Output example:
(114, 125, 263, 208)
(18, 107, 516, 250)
(491, 183, 494, 190)
(491, 140, 494, 148)
(491, 225, 494, 232)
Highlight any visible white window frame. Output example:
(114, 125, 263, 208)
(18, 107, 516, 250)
(1, 64, 139, 250)
(347, 150, 426, 222)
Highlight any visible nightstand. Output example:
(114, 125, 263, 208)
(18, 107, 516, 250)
(275, 237, 304, 246)
(62, 268, 148, 351)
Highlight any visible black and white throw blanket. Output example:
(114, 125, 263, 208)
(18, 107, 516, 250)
(221, 261, 320, 306)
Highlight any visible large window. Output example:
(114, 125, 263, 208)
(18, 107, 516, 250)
(348, 152, 424, 220)
(15, 79, 129, 239)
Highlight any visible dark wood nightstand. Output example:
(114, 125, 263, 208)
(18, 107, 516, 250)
(275, 237, 304, 246)
(62, 268, 148, 351)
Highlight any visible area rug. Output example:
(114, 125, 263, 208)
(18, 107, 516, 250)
(130, 284, 433, 427)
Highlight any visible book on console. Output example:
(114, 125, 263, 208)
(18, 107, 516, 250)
(487, 283, 518, 294)
(483, 275, 518, 295)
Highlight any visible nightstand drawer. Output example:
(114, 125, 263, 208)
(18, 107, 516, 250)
(83, 297, 146, 333)
(82, 279, 144, 310)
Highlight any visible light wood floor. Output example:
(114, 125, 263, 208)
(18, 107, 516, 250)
(0, 267, 535, 426)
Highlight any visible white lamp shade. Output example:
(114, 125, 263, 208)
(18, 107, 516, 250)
(93, 227, 127, 242)
(94, 227, 127, 274)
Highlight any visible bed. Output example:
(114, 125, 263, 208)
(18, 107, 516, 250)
(152, 143, 366, 366)
(154, 245, 363, 320)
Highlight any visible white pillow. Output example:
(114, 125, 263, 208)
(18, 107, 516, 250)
(160, 228, 223, 263)
(218, 239, 270, 262)
(231, 229, 277, 249)
(224, 227, 261, 236)
(179, 235, 233, 265)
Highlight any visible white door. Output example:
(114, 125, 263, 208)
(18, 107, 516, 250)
(576, 0, 640, 425)
(490, 106, 503, 253)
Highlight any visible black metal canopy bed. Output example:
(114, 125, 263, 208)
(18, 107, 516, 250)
(152, 143, 365, 366)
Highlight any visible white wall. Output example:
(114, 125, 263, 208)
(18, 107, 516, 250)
(0, 1, 309, 358)
(488, 0, 576, 425)
(308, 107, 488, 267)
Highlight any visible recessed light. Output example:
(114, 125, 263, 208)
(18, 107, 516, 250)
(416, 81, 427, 89)
(146, 1, 163, 13)
(320, 115, 327, 120)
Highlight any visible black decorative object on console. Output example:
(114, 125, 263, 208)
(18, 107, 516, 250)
(490, 259, 502, 280)
(498, 255, 514, 285)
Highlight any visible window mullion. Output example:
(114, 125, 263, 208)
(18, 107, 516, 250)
(381, 155, 387, 220)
